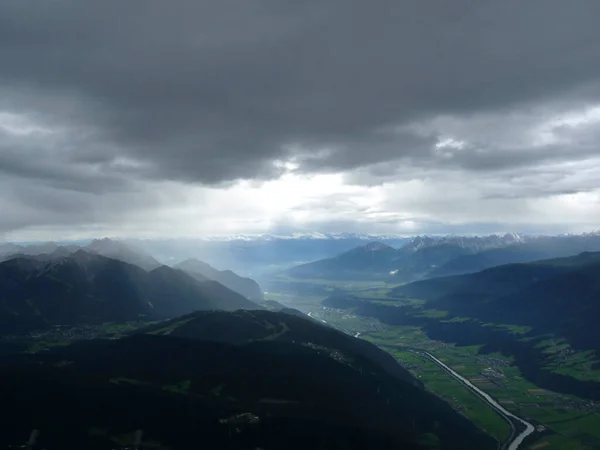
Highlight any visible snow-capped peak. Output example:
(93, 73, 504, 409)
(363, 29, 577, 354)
(198, 232, 408, 242)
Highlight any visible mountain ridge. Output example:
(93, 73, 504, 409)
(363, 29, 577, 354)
(430, 234, 600, 278)
(393, 251, 600, 356)
(0, 251, 260, 335)
(175, 258, 263, 300)
(86, 238, 162, 271)
(285, 233, 600, 282)
(0, 310, 496, 449)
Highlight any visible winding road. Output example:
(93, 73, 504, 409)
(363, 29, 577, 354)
(304, 311, 534, 448)
(423, 352, 535, 450)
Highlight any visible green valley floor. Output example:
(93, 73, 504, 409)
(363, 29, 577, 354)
(263, 277, 600, 450)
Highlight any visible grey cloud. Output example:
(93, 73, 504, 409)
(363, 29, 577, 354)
(0, 129, 138, 194)
(1, 0, 600, 186)
(343, 105, 600, 187)
(346, 154, 600, 204)
(0, 174, 168, 236)
(444, 143, 598, 173)
(479, 161, 600, 199)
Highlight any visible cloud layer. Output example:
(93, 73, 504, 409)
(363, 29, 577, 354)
(1, 0, 600, 239)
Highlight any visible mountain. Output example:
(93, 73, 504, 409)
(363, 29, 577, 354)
(390, 234, 535, 281)
(175, 258, 263, 300)
(287, 242, 400, 280)
(0, 243, 24, 257)
(284, 233, 600, 282)
(144, 309, 420, 386)
(127, 234, 410, 276)
(393, 251, 600, 353)
(0, 242, 82, 262)
(86, 238, 162, 271)
(4, 245, 83, 262)
(394, 250, 600, 304)
(0, 251, 260, 335)
(186, 232, 410, 242)
(400, 233, 527, 254)
(1, 239, 163, 272)
(428, 233, 600, 278)
(0, 310, 495, 449)
(286, 235, 526, 281)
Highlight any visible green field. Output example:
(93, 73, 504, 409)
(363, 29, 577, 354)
(266, 277, 600, 449)
(366, 326, 600, 449)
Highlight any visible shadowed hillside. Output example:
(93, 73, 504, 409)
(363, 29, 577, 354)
(0, 251, 260, 335)
(176, 258, 263, 300)
(0, 313, 496, 450)
(143, 309, 419, 387)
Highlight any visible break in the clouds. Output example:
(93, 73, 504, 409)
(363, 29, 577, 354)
(1, 0, 600, 239)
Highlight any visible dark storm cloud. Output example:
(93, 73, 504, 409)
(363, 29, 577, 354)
(1, 0, 600, 185)
(0, 171, 168, 234)
(0, 126, 140, 194)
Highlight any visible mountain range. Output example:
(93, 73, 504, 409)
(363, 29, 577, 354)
(175, 258, 263, 300)
(428, 233, 600, 277)
(0, 238, 264, 298)
(86, 238, 163, 271)
(125, 234, 411, 275)
(0, 238, 162, 270)
(8, 231, 600, 284)
(286, 232, 600, 282)
(148, 232, 411, 242)
(5, 231, 600, 447)
(0, 250, 259, 335)
(393, 251, 600, 355)
(0, 309, 495, 449)
(287, 241, 401, 280)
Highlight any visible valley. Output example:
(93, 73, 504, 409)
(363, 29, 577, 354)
(263, 276, 600, 450)
(0, 309, 496, 450)
(3, 236, 600, 449)
(4, 2, 600, 447)
(0, 240, 500, 449)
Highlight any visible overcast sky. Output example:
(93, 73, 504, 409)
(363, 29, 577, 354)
(2, 0, 600, 240)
